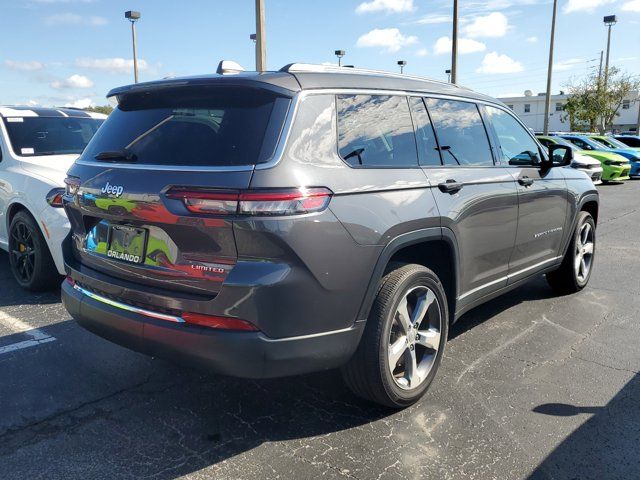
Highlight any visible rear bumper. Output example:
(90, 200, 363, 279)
(61, 281, 364, 378)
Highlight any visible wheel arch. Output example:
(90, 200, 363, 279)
(356, 227, 460, 325)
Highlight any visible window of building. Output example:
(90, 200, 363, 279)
(555, 103, 563, 112)
(623, 100, 631, 110)
(337, 95, 418, 168)
(507, 105, 514, 110)
(424, 98, 494, 167)
(524, 104, 531, 113)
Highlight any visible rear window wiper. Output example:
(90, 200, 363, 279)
(94, 149, 138, 162)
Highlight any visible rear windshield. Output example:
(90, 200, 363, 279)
(3, 117, 103, 157)
(82, 86, 291, 167)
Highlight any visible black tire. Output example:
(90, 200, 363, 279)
(546, 211, 596, 294)
(342, 263, 448, 408)
(8, 210, 61, 292)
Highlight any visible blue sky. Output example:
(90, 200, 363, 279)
(1, 0, 639, 107)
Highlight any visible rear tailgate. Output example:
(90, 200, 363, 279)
(64, 83, 292, 296)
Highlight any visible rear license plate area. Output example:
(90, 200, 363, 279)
(106, 225, 147, 264)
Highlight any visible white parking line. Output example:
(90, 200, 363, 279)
(0, 311, 56, 356)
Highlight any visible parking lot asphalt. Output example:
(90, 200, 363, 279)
(0, 182, 639, 480)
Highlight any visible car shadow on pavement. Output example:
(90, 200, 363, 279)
(528, 373, 640, 480)
(0, 251, 63, 307)
(0, 316, 394, 479)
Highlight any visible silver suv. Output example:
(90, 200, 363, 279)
(61, 64, 598, 408)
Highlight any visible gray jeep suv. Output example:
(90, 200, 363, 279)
(61, 63, 598, 407)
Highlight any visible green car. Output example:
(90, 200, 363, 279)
(537, 135, 631, 182)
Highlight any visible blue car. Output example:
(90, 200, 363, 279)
(560, 134, 639, 178)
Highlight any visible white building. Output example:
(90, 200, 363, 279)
(497, 90, 640, 133)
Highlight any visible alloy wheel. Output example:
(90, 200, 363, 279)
(575, 222, 594, 283)
(10, 221, 36, 284)
(388, 286, 442, 390)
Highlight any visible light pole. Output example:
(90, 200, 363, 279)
(603, 15, 617, 91)
(397, 60, 407, 74)
(543, 0, 558, 135)
(125, 11, 140, 83)
(445, 69, 451, 83)
(451, 0, 458, 84)
(335, 50, 345, 67)
(255, 0, 267, 71)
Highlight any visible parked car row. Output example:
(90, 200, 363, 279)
(537, 132, 640, 183)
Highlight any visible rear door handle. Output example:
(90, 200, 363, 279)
(518, 176, 534, 187)
(438, 179, 463, 194)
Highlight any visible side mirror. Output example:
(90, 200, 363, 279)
(546, 144, 573, 168)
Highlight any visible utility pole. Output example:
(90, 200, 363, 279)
(125, 11, 141, 83)
(543, 0, 558, 135)
(255, 0, 267, 72)
(451, 0, 458, 84)
(603, 15, 617, 91)
(598, 50, 604, 84)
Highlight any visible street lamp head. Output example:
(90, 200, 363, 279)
(397, 60, 407, 67)
(604, 15, 617, 26)
(125, 10, 141, 21)
(250, 33, 257, 41)
(334, 50, 345, 58)
(445, 69, 451, 74)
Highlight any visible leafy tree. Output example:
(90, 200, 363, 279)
(84, 105, 113, 115)
(563, 67, 639, 133)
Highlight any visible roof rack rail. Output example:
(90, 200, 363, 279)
(279, 63, 466, 89)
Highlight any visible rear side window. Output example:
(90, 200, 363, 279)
(408, 97, 441, 166)
(337, 95, 418, 168)
(82, 86, 290, 167)
(425, 99, 494, 166)
(484, 106, 541, 166)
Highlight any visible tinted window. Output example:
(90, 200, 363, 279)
(537, 137, 553, 148)
(563, 136, 595, 150)
(485, 106, 541, 166)
(3, 117, 103, 157)
(83, 87, 290, 166)
(425, 99, 493, 166)
(408, 97, 441, 166)
(337, 95, 418, 167)
(617, 136, 640, 147)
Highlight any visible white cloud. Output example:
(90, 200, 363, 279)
(553, 58, 585, 71)
(356, 28, 418, 52)
(4, 60, 45, 71)
(416, 48, 429, 57)
(563, 0, 615, 14)
(45, 13, 107, 26)
(64, 97, 94, 109)
(477, 52, 524, 74)
(526, 36, 538, 43)
(433, 36, 486, 55)
(50, 74, 94, 89)
(356, 0, 414, 14)
(415, 13, 451, 24)
(463, 12, 509, 38)
(622, 0, 640, 11)
(75, 57, 149, 73)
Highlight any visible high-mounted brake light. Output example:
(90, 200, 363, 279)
(166, 187, 333, 216)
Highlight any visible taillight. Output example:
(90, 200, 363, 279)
(166, 187, 332, 216)
(46, 188, 65, 208)
(182, 312, 259, 331)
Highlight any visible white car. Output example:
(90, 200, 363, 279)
(571, 152, 604, 185)
(0, 106, 105, 290)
